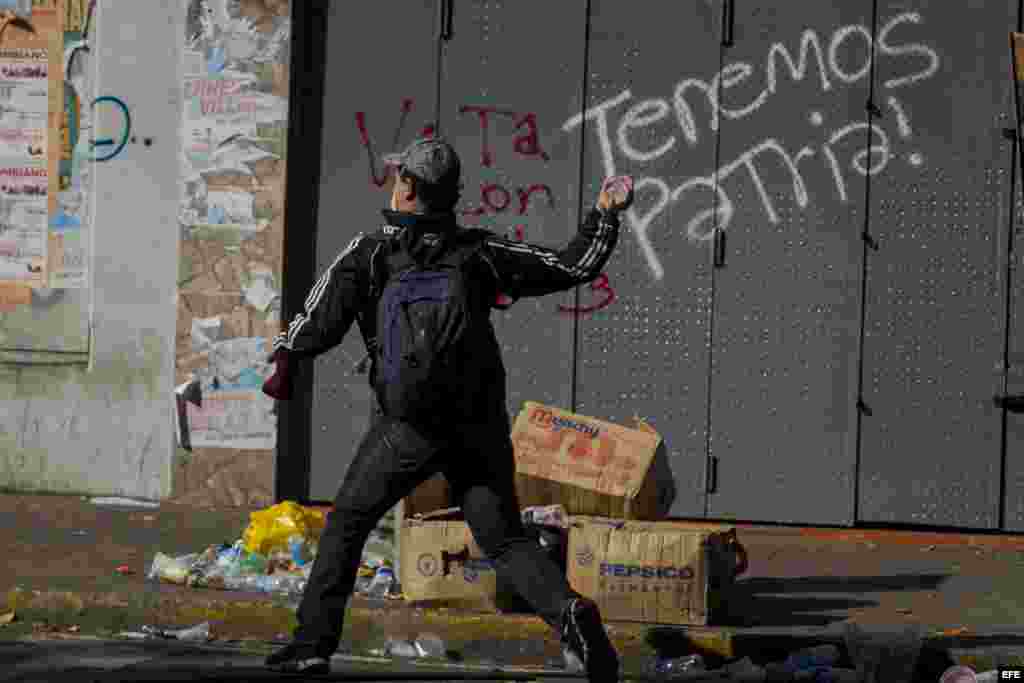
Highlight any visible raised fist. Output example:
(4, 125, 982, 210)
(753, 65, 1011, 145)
(597, 175, 635, 213)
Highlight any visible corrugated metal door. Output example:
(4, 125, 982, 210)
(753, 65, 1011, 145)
(439, 0, 588, 421)
(704, 1, 870, 525)
(1004, 180, 1024, 531)
(999, 33, 1024, 532)
(307, 1, 439, 501)
(573, 1, 723, 518)
(859, 1, 1015, 528)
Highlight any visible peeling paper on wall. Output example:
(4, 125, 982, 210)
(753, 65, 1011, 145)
(191, 316, 224, 350)
(185, 336, 276, 450)
(243, 265, 278, 313)
(0, 280, 30, 312)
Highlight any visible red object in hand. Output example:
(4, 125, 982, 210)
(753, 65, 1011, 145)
(115, 565, 134, 576)
(262, 350, 294, 401)
(494, 292, 515, 309)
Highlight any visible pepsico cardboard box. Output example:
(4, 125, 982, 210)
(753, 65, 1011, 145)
(398, 508, 532, 612)
(511, 402, 672, 520)
(566, 517, 748, 626)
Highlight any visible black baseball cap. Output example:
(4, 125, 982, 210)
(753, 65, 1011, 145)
(382, 136, 461, 187)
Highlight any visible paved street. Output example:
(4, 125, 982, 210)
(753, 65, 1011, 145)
(0, 639, 589, 683)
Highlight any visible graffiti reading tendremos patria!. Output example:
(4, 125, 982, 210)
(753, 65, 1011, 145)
(564, 11, 940, 281)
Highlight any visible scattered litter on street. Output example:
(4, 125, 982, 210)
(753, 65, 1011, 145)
(90, 497, 160, 509)
(644, 653, 705, 677)
(141, 621, 211, 642)
(32, 622, 83, 636)
(0, 610, 15, 625)
(378, 634, 450, 660)
(939, 626, 970, 637)
(144, 501, 395, 599)
(70, 530, 88, 537)
(384, 637, 421, 659)
(521, 504, 568, 530)
(147, 552, 198, 585)
(171, 621, 212, 642)
(242, 501, 325, 556)
(413, 632, 447, 659)
(366, 564, 396, 599)
(637, 649, 868, 682)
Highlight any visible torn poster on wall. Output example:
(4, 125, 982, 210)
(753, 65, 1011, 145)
(181, 0, 288, 237)
(53, 0, 98, 289)
(0, 47, 49, 287)
(176, 0, 291, 458)
(184, 334, 277, 450)
(0, 166, 47, 284)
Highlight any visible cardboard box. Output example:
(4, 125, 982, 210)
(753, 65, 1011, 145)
(566, 517, 747, 626)
(401, 473, 452, 519)
(399, 509, 532, 612)
(512, 402, 673, 520)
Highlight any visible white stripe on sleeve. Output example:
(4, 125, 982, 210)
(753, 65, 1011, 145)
(278, 235, 364, 351)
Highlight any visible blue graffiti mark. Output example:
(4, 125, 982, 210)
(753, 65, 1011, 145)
(90, 95, 131, 162)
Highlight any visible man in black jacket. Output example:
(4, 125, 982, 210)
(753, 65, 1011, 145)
(263, 136, 633, 682)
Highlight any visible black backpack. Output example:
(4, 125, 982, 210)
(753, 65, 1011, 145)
(368, 233, 492, 422)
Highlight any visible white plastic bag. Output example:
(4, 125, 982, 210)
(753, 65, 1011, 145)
(147, 552, 198, 585)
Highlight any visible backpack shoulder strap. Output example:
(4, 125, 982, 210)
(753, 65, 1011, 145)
(436, 228, 492, 269)
(368, 239, 417, 299)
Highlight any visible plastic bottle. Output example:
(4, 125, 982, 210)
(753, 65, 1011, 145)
(413, 632, 446, 659)
(216, 542, 243, 568)
(385, 637, 420, 658)
(353, 575, 372, 595)
(645, 654, 705, 678)
(230, 574, 270, 593)
(222, 575, 247, 592)
(240, 551, 268, 575)
(288, 535, 311, 567)
(269, 575, 306, 596)
(784, 644, 840, 672)
(367, 565, 395, 598)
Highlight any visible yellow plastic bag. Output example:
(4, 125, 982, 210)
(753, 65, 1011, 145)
(242, 501, 327, 556)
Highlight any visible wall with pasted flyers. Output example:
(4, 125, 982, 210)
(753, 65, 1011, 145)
(0, 0, 287, 505)
(172, 0, 290, 507)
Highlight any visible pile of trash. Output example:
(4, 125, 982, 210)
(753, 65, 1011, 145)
(643, 649, 855, 682)
(147, 501, 570, 602)
(146, 501, 399, 600)
(639, 623, 935, 682)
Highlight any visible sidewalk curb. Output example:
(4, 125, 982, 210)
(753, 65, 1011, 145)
(7, 586, 1024, 676)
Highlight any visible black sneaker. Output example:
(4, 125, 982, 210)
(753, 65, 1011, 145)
(560, 597, 619, 683)
(265, 642, 330, 675)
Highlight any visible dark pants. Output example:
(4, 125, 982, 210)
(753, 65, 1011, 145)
(293, 409, 577, 657)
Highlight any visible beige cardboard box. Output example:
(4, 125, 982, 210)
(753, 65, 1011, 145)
(399, 510, 529, 612)
(566, 517, 747, 626)
(512, 402, 672, 520)
(401, 473, 453, 519)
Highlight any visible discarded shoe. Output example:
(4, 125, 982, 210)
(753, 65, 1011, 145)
(561, 597, 619, 683)
(265, 642, 330, 675)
